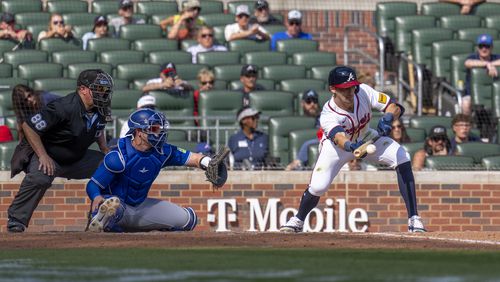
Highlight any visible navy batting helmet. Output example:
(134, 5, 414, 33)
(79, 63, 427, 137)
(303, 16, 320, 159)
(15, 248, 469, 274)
(328, 66, 360, 88)
(126, 109, 169, 154)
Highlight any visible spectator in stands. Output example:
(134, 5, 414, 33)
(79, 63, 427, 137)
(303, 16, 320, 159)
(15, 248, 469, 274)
(237, 64, 264, 106)
(439, 0, 485, 14)
(11, 84, 59, 142)
(228, 106, 269, 170)
(390, 119, 411, 144)
(271, 10, 312, 51)
(37, 13, 75, 42)
(225, 5, 269, 42)
(463, 34, 500, 115)
(0, 12, 33, 47)
(193, 68, 215, 122)
(119, 95, 156, 138)
(109, 0, 145, 37)
(412, 125, 452, 171)
(249, 0, 282, 25)
(450, 113, 481, 154)
(142, 62, 193, 94)
(286, 90, 321, 170)
(81, 16, 109, 50)
(187, 26, 227, 64)
(160, 0, 204, 41)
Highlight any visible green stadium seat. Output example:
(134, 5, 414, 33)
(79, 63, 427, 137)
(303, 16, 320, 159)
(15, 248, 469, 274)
(262, 65, 306, 81)
(409, 116, 453, 136)
(198, 90, 243, 127)
(456, 143, 500, 163)
(268, 116, 316, 165)
(72, 24, 92, 39)
(431, 40, 474, 81)
(197, 51, 240, 67)
(39, 38, 81, 55)
(33, 78, 76, 91)
(375, 2, 417, 41)
(0, 90, 14, 116)
(472, 2, 500, 17)
(1, 0, 42, 14)
(150, 14, 171, 26)
(457, 28, 499, 43)
(15, 12, 50, 28)
(310, 65, 334, 80)
(52, 50, 97, 68)
(0, 142, 18, 170)
(137, 1, 178, 16)
(170, 141, 198, 152)
(228, 40, 270, 55)
(227, 1, 255, 14)
(46, 89, 73, 96)
(47, 0, 88, 14)
(132, 39, 178, 54)
(276, 39, 318, 57)
(307, 143, 319, 167)
(180, 39, 197, 51)
(214, 25, 226, 44)
(280, 79, 325, 94)
(198, 0, 224, 14)
(264, 25, 286, 36)
(67, 63, 113, 79)
(450, 53, 470, 89)
(100, 50, 145, 68)
(132, 79, 150, 91)
(289, 128, 318, 163)
(113, 79, 129, 90)
(0, 78, 29, 90)
(149, 90, 195, 126)
(176, 63, 209, 80)
(26, 24, 46, 42)
(213, 64, 245, 81)
(0, 64, 13, 78)
(439, 15, 481, 31)
(229, 79, 275, 91)
(110, 89, 143, 114)
(249, 91, 294, 118)
(91, 1, 119, 14)
(421, 2, 461, 17)
(119, 24, 162, 41)
(395, 15, 436, 53)
(243, 51, 287, 67)
(481, 155, 500, 170)
(493, 81, 500, 119)
(471, 67, 499, 109)
(412, 28, 454, 67)
(484, 15, 500, 29)
(425, 156, 476, 170)
(3, 50, 48, 72)
(0, 40, 17, 57)
(148, 51, 192, 65)
(63, 13, 99, 26)
(87, 38, 131, 53)
(401, 142, 424, 160)
(167, 129, 188, 142)
(198, 13, 234, 27)
(116, 63, 160, 82)
(107, 14, 148, 25)
(406, 128, 426, 143)
(292, 51, 337, 69)
(18, 63, 63, 80)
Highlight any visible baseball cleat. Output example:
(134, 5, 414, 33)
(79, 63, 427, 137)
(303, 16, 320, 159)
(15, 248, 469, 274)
(280, 216, 304, 233)
(7, 218, 26, 233)
(88, 196, 121, 232)
(408, 215, 426, 233)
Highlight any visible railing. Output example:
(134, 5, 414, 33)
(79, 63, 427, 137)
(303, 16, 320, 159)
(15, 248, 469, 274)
(437, 80, 462, 116)
(397, 53, 424, 116)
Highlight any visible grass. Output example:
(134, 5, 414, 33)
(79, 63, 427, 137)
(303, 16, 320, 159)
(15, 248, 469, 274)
(0, 248, 499, 281)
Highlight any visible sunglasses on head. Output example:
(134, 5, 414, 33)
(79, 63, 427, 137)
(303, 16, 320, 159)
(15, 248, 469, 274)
(201, 80, 214, 85)
(53, 20, 64, 25)
(201, 33, 214, 38)
(288, 20, 301, 26)
(478, 44, 491, 49)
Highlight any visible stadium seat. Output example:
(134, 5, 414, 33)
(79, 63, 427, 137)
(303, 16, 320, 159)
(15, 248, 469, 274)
(15, 12, 50, 28)
(52, 50, 97, 68)
(280, 79, 325, 94)
(292, 51, 337, 69)
(167, 129, 188, 142)
(26, 24, 46, 42)
(471, 67, 498, 109)
(472, 2, 500, 17)
(67, 63, 113, 79)
(198, 13, 234, 27)
(229, 40, 270, 55)
(39, 38, 81, 55)
(213, 64, 245, 81)
(0, 90, 14, 115)
(107, 14, 148, 26)
(456, 143, 500, 163)
(198, 90, 243, 127)
(425, 156, 476, 170)
(268, 116, 316, 165)
(264, 25, 286, 36)
(229, 79, 275, 91)
(289, 128, 318, 163)
(395, 15, 436, 53)
(47, 1, 88, 14)
(457, 28, 499, 43)
(63, 13, 99, 26)
(421, 2, 461, 17)
(99, 50, 145, 68)
(412, 28, 454, 67)
(170, 141, 198, 152)
(137, 1, 178, 16)
(0, 64, 13, 78)
(198, 0, 224, 14)
(484, 15, 500, 29)
(110, 89, 143, 116)
(401, 142, 424, 160)
(119, 24, 162, 41)
(3, 50, 48, 75)
(148, 90, 195, 126)
(431, 40, 474, 81)
(33, 78, 76, 91)
(405, 128, 426, 143)
(176, 63, 209, 80)
(481, 155, 500, 170)
(0, 40, 17, 57)
(1, 0, 42, 14)
(375, 2, 417, 42)
(180, 40, 198, 51)
(310, 65, 334, 80)
(112, 79, 129, 90)
(132, 39, 178, 54)
(249, 91, 295, 118)
(116, 63, 160, 82)
(262, 65, 306, 81)
(148, 51, 192, 65)
(91, 1, 119, 14)
(0, 78, 29, 90)
(409, 116, 453, 136)
(213, 26, 226, 45)
(243, 51, 287, 67)
(197, 51, 240, 67)
(439, 15, 482, 31)
(492, 81, 500, 119)
(450, 53, 470, 89)
(307, 143, 319, 167)
(150, 14, 170, 26)
(0, 142, 17, 170)
(276, 39, 318, 57)
(87, 38, 131, 53)
(18, 63, 63, 80)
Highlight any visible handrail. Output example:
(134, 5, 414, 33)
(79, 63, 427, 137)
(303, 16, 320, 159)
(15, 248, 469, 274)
(398, 53, 424, 116)
(437, 80, 462, 116)
(344, 24, 385, 87)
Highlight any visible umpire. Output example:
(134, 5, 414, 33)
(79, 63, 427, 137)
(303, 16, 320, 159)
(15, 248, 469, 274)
(7, 69, 114, 233)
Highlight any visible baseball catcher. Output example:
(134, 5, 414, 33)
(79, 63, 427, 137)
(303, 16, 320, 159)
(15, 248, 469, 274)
(85, 108, 229, 232)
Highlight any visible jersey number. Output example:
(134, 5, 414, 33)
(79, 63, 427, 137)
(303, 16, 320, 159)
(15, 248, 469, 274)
(31, 114, 47, 130)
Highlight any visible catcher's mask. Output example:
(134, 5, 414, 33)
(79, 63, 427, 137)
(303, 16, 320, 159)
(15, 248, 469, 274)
(77, 69, 114, 119)
(126, 108, 169, 154)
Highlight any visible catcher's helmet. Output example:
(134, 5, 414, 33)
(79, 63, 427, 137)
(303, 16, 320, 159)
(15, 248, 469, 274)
(126, 108, 169, 154)
(328, 66, 360, 88)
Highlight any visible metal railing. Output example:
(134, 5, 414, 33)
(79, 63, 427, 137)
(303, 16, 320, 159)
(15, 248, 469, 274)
(437, 80, 462, 116)
(397, 53, 424, 116)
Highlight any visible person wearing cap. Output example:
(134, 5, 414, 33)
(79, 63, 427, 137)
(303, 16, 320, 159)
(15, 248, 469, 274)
(0, 12, 32, 45)
(412, 125, 453, 171)
(109, 0, 145, 37)
(449, 113, 481, 154)
(160, 0, 204, 41)
(224, 4, 269, 42)
(81, 16, 109, 50)
(142, 62, 193, 94)
(463, 34, 500, 115)
(439, 0, 485, 14)
(280, 65, 427, 233)
(249, 0, 282, 26)
(271, 10, 312, 51)
(187, 26, 227, 64)
(38, 13, 75, 43)
(119, 95, 157, 138)
(228, 106, 269, 170)
(7, 69, 114, 233)
(237, 64, 265, 106)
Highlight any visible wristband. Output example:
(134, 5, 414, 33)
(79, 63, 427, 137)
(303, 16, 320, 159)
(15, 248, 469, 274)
(200, 156, 211, 170)
(343, 141, 353, 152)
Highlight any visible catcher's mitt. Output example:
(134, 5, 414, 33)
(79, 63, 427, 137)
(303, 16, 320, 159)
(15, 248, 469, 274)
(205, 146, 230, 188)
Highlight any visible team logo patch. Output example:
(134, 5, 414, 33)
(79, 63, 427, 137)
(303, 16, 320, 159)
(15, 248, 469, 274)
(378, 93, 388, 104)
(177, 147, 187, 153)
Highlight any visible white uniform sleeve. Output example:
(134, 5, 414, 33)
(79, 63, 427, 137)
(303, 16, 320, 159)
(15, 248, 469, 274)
(320, 105, 343, 140)
(361, 84, 391, 112)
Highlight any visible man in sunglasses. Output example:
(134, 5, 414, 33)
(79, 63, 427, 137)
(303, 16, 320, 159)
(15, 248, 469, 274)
(463, 34, 500, 115)
(271, 10, 312, 51)
(110, 0, 145, 37)
(237, 64, 265, 106)
(142, 62, 193, 94)
(161, 0, 204, 41)
(225, 4, 269, 42)
(7, 69, 114, 233)
(413, 125, 453, 171)
(249, 0, 282, 26)
(187, 26, 227, 64)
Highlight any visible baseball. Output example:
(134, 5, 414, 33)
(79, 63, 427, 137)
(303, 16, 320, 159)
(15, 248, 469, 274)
(366, 144, 377, 154)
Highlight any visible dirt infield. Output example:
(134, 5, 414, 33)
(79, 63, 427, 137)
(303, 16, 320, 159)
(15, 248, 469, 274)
(1, 231, 499, 251)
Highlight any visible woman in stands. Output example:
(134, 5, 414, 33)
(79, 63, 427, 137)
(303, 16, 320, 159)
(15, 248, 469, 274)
(82, 16, 109, 50)
(37, 13, 74, 42)
(390, 119, 411, 144)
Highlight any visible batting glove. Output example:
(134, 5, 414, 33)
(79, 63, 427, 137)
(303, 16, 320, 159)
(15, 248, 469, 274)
(343, 140, 364, 152)
(377, 112, 394, 136)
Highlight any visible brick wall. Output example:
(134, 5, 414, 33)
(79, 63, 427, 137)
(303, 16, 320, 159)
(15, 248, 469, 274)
(1, 171, 499, 232)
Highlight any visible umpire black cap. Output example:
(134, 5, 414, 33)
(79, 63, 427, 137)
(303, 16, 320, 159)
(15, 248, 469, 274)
(328, 66, 360, 88)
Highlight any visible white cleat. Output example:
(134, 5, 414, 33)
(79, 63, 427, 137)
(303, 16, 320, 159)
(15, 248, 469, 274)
(88, 197, 121, 232)
(280, 216, 304, 233)
(408, 215, 427, 233)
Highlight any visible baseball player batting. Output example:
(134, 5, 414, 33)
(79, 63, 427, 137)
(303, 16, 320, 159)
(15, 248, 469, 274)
(280, 66, 426, 233)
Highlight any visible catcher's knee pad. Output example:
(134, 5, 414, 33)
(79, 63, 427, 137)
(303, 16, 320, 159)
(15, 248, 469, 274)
(182, 207, 197, 231)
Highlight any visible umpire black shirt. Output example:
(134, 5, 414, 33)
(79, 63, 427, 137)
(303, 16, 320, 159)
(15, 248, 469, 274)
(26, 92, 106, 165)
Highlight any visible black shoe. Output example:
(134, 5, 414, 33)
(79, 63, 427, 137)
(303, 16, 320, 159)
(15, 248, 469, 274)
(7, 219, 26, 233)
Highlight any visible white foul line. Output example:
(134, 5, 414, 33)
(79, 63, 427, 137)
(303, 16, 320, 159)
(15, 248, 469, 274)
(347, 232, 500, 246)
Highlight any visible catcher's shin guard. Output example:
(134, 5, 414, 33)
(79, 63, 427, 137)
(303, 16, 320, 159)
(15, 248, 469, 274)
(88, 196, 124, 232)
(182, 207, 198, 231)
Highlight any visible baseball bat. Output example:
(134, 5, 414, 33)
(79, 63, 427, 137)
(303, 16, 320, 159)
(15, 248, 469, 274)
(353, 135, 380, 159)
(407, 54, 417, 112)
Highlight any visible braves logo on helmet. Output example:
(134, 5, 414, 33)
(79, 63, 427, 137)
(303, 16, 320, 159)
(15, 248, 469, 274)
(328, 66, 360, 88)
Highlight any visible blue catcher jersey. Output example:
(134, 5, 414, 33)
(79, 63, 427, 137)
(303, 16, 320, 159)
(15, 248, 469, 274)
(87, 138, 190, 206)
